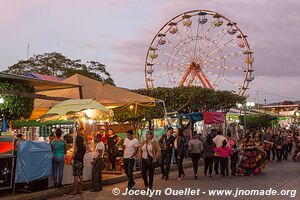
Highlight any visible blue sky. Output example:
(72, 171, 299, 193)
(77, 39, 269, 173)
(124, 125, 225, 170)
(1, 0, 300, 103)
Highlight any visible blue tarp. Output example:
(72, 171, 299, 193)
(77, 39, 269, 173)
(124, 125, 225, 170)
(15, 141, 52, 183)
(169, 112, 204, 122)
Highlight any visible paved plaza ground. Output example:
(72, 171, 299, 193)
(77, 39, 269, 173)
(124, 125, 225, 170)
(51, 159, 299, 200)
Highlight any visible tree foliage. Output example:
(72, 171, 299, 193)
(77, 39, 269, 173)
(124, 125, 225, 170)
(112, 87, 246, 127)
(0, 82, 35, 120)
(4, 52, 115, 85)
(238, 114, 277, 130)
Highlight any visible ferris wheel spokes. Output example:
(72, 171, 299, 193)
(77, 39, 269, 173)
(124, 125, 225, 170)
(145, 10, 253, 95)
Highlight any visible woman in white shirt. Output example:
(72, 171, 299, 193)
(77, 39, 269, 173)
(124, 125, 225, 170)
(140, 131, 160, 190)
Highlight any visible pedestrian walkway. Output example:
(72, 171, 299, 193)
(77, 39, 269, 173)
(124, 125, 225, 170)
(52, 160, 299, 200)
(0, 160, 193, 200)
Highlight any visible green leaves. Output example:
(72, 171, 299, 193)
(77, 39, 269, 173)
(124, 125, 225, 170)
(0, 82, 35, 120)
(238, 114, 276, 129)
(4, 52, 115, 86)
(112, 87, 246, 127)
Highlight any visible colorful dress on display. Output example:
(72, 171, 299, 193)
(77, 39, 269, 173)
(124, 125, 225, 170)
(237, 138, 268, 176)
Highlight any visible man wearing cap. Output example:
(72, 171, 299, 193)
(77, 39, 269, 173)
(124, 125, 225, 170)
(123, 130, 140, 190)
(90, 134, 105, 192)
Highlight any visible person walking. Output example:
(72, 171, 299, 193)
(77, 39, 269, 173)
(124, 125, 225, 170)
(107, 129, 122, 171)
(275, 132, 284, 162)
(159, 127, 175, 180)
(90, 134, 105, 192)
(189, 133, 203, 179)
(140, 131, 160, 189)
(214, 140, 232, 178)
(70, 130, 86, 195)
(262, 129, 273, 161)
(230, 144, 239, 176)
(213, 130, 228, 175)
(282, 131, 289, 160)
(203, 135, 215, 177)
(123, 130, 140, 190)
(51, 128, 67, 188)
(175, 128, 186, 181)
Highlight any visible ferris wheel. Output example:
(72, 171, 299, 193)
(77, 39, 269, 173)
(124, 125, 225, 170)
(145, 10, 254, 96)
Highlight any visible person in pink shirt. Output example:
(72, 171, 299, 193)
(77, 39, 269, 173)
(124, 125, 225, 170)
(214, 140, 232, 177)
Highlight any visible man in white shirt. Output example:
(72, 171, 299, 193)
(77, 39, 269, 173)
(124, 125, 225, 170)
(90, 134, 105, 192)
(213, 130, 228, 175)
(123, 130, 140, 190)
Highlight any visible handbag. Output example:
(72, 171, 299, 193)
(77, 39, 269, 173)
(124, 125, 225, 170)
(146, 142, 159, 168)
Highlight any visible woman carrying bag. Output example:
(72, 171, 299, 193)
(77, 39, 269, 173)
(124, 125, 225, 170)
(141, 131, 160, 190)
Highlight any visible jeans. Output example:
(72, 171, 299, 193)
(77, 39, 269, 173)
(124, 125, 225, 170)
(91, 158, 104, 190)
(52, 156, 65, 184)
(231, 162, 237, 176)
(191, 153, 201, 175)
(276, 148, 283, 161)
(220, 157, 229, 177)
(204, 157, 214, 176)
(160, 151, 172, 177)
(176, 151, 185, 178)
(141, 158, 155, 188)
(214, 156, 220, 175)
(271, 147, 276, 160)
(283, 144, 288, 160)
(108, 152, 116, 170)
(288, 143, 293, 154)
(124, 158, 135, 188)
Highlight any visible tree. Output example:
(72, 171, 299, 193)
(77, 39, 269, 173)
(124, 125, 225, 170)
(0, 82, 35, 121)
(112, 87, 246, 131)
(4, 52, 115, 85)
(238, 114, 277, 130)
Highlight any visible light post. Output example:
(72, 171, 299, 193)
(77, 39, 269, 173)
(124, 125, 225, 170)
(0, 97, 4, 104)
(237, 102, 255, 135)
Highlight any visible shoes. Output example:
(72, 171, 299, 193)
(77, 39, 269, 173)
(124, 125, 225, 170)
(53, 182, 57, 188)
(70, 192, 78, 195)
(209, 175, 212, 178)
(194, 175, 198, 179)
(57, 182, 63, 188)
(90, 188, 102, 192)
(164, 176, 169, 180)
(178, 178, 181, 181)
(161, 175, 165, 179)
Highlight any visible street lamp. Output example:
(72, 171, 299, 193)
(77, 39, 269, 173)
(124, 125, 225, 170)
(0, 97, 4, 104)
(237, 102, 255, 135)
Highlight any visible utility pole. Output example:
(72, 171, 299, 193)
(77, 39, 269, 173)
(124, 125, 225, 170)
(264, 99, 267, 114)
(27, 44, 30, 59)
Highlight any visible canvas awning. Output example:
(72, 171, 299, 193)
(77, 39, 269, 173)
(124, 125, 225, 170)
(33, 74, 156, 119)
(0, 72, 80, 92)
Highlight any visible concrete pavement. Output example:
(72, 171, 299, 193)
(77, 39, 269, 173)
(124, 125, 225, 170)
(50, 159, 299, 200)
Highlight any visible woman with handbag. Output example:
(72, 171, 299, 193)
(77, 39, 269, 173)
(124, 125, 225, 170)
(141, 131, 160, 190)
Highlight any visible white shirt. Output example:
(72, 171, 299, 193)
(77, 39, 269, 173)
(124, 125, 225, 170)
(142, 142, 153, 159)
(213, 135, 228, 148)
(93, 141, 105, 158)
(124, 138, 140, 159)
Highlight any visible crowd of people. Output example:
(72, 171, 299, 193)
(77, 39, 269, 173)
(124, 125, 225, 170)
(47, 126, 300, 194)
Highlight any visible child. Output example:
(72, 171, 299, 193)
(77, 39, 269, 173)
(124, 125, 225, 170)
(214, 140, 232, 177)
(230, 144, 239, 176)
